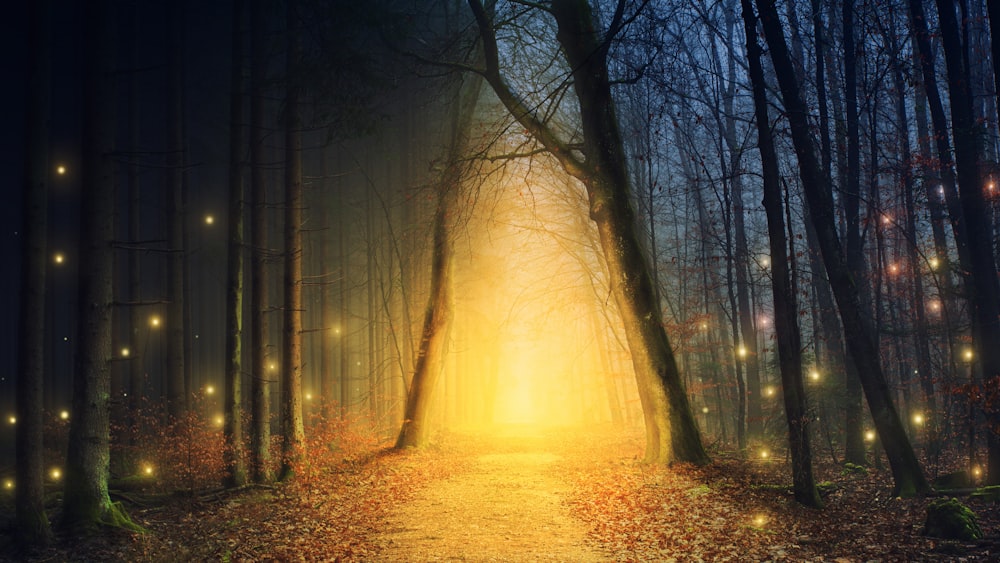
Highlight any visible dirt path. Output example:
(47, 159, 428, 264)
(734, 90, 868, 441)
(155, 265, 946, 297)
(374, 427, 607, 562)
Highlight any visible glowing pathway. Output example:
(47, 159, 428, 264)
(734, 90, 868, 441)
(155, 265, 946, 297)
(376, 427, 606, 561)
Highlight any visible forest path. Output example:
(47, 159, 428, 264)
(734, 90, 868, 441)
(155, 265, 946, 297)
(374, 425, 608, 562)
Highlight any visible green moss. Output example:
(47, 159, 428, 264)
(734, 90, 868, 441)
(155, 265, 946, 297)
(841, 462, 868, 476)
(932, 471, 972, 491)
(923, 498, 982, 541)
(99, 501, 146, 534)
(969, 485, 1000, 502)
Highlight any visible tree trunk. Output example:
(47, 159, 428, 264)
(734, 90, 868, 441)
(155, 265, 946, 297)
(16, 0, 53, 544)
(395, 71, 482, 449)
(166, 0, 187, 419)
(63, 0, 139, 532)
(932, 0, 1000, 485)
(741, 0, 822, 507)
(755, 0, 930, 496)
(223, 0, 247, 489)
(250, 0, 272, 484)
(280, 0, 306, 480)
(469, 0, 707, 463)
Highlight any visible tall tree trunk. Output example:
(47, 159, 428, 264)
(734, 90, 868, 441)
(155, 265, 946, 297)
(280, 0, 306, 479)
(755, 0, 930, 496)
(741, 0, 822, 507)
(223, 0, 248, 489)
(63, 0, 139, 532)
(932, 0, 1000, 485)
(470, 0, 707, 463)
(16, 0, 53, 544)
(250, 0, 272, 484)
(395, 71, 482, 449)
(126, 0, 144, 421)
(166, 0, 187, 419)
(841, 0, 867, 467)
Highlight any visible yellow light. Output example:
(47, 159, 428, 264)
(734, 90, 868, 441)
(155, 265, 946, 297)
(765, 386, 775, 397)
(121, 347, 130, 358)
(973, 466, 982, 478)
(913, 413, 925, 426)
(205, 214, 215, 225)
(888, 263, 899, 275)
(929, 257, 940, 270)
(56, 165, 66, 175)
(864, 430, 876, 442)
(964, 348, 974, 362)
(143, 464, 154, 476)
(759, 449, 770, 460)
(53, 252, 65, 265)
(268, 362, 276, 371)
(737, 346, 748, 358)
(7, 415, 15, 425)
(305, 393, 313, 401)
(205, 385, 215, 395)
(760, 256, 770, 268)
(50, 468, 61, 481)
(928, 300, 941, 312)
(882, 214, 891, 225)
(752, 514, 768, 527)
(150, 315, 161, 328)
(809, 370, 820, 381)
(701, 406, 709, 414)
(333, 327, 341, 335)
(214, 415, 224, 427)
(59, 410, 69, 421)
(699, 322, 708, 331)
(3, 479, 12, 490)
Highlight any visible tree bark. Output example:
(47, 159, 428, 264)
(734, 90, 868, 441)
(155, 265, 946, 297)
(16, 0, 53, 544)
(63, 0, 140, 532)
(741, 0, 822, 507)
(223, 0, 248, 489)
(755, 0, 930, 496)
(166, 0, 187, 419)
(280, 0, 306, 479)
(250, 0, 272, 484)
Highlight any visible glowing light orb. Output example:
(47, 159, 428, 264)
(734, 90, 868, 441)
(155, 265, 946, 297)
(809, 370, 820, 382)
(143, 464, 154, 476)
(7, 415, 15, 425)
(205, 385, 215, 395)
(912, 413, 925, 426)
(765, 386, 775, 397)
(759, 449, 770, 460)
(59, 410, 69, 421)
(121, 347, 130, 358)
(150, 315, 161, 328)
(305, 393, 313, 401)
(49, 468, 61, 480)
(3, 479, 12, 490)
(269, 362, 277, 371)
(204, 214, 215, 225)
(963, 349, 974, 362)
(752, 514, 768, 527)
(701, 406, 709, 414)
(56, 165, 66, 175)
(973, 466, 982, 478)
(214, 415, 224, 427)
(929, 257, 939, 270)
(53, 252, 65, 265)
(737, 346, 748, 358)
(864, 430, 876, 442)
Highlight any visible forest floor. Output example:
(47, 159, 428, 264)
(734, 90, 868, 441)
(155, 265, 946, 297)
(2, 424, 1000, 561)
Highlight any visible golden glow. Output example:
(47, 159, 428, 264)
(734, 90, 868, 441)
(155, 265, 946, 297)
(150, 315, 161, 328)
(929, 257, 939, 270)
(7, 415, 15, 425)
(121, 347, 130, 357)
(928, 300, 941, 313)
(737, 346, 748, 358)
(888, 263, 899, 275)
(882, 214, 891, 225)
(204, 214, 215, 225)
(752, 514, 768, 527)
(59, 410, 69, 421)
(963, 348, 974, 362)
(760, 256, 770, 268)
(49, 468, 61, 481)
(268, 362, 277, 371)
(765, 386, 775, 397)
(913, 413, 925, 426)
(701, 406, 709, 414)
(809, 370, 820, 382)
(53, 252, 65, 264)
(973, 466, 982, 478)
(759, 449, 770, 460)
(56, 164, 66, 175)
(3, 479, 12, 490)
(205, 385, 215, 395)
(305, 392, 313, 401)
(214, 415, 224, 427)
(143, 463, 154, 476)
(864, 430, 876, 442)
